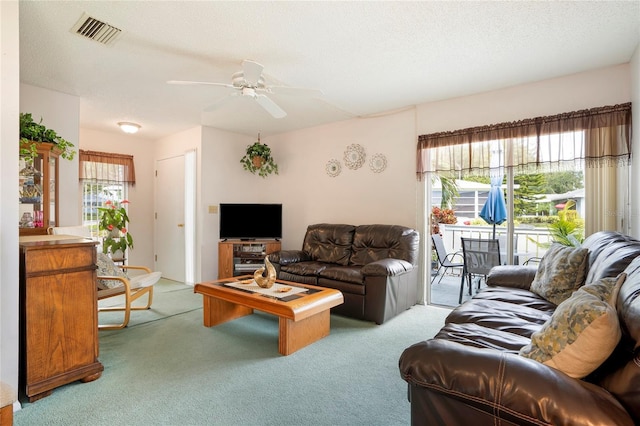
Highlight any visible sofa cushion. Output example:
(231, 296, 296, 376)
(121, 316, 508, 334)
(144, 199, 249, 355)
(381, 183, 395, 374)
(318, 265, 364, 285)
(317, 277, 366, 296)
(530, 243, 589, 305)
(446, 296, 554, 339)
(130, 271, 163, 288)
(520, 274, 625, 379)
(97, 252, 126, 289)
(582, 231, 640, 283)
(435, 322, 532, 353)
(349, 224, 419, 266)
(281, 261, 328, 277)
(302, 224, 355, 265)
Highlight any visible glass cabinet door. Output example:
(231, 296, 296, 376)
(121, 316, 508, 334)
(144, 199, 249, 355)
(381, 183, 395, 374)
(19, 155, 43, 230)
(48, 154, 57, 228)
(19, 142, 60, 236)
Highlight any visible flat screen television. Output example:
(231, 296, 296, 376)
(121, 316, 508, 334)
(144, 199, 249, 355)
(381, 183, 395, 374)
(219, 203, 282, 240)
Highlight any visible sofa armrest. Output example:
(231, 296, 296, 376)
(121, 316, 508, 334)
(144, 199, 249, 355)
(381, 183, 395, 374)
(399, 339, 634, 425)
(486, 265, 538, 290)
(268, 250, 310, 266)
(361, 258, 413, 276)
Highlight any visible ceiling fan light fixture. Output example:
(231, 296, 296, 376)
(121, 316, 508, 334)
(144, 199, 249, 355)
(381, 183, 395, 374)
(118, 122, 141, 134)
(242, 87, 257, 98)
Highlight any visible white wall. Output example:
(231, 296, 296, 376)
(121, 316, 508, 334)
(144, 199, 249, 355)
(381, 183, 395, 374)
(79, 128, 156, 267)
(262, 108, 418, 251)
(416, 64, 631, 135)
(200, 126, 254, 281)
(0, 0, 20, 401)
(20, 84, 80, 226)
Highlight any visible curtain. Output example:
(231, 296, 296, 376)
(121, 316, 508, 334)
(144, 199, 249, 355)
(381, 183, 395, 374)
(79, 150, 136, 184)
(417, 103, 632, 235)
(417, 103, 632, 178)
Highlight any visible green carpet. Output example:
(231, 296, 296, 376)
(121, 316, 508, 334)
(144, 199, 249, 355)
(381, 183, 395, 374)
(14, 280, 451, 426)
(97, 279, 200, 332)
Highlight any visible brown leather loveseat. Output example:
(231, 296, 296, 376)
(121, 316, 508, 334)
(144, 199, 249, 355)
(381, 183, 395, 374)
(268, 223, 420, 324)
(399, 231, 640, 425)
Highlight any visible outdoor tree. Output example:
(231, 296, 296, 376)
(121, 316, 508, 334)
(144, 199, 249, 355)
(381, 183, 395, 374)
(514, 173, 546, 215)
(544, 171, 584, 194)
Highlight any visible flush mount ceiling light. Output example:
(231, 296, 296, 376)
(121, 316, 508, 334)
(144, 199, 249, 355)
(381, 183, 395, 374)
(117, 122, 141, 134)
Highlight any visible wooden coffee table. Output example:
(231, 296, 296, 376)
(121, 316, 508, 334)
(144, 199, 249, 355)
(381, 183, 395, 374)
(194, 277, 343, 355)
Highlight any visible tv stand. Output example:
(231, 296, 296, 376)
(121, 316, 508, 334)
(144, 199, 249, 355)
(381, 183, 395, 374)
(218, 240, 281, 279)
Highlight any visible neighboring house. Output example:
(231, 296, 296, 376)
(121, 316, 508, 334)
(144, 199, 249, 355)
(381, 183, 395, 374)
(539, 189, 586, 218)
(433, 179, 492, 219)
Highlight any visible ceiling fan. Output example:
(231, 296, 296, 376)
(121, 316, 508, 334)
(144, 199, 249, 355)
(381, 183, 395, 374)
(167, 60, 322, 119)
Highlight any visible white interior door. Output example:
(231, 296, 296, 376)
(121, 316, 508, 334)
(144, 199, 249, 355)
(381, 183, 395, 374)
(156, 156, 185, 282)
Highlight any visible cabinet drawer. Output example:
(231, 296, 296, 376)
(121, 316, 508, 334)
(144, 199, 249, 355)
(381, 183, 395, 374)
(25, 246, 95, 274)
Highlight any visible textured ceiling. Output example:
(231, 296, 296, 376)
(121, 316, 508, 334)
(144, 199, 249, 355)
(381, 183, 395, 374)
(19, 1, 640, 140)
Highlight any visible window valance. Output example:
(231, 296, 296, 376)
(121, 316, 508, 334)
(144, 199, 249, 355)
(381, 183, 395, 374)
(79, 150, 136, 184)
(417, 103, 632, 178)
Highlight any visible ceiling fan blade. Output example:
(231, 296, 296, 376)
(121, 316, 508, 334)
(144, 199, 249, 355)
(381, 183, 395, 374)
(203, 93, 238, 112)
(167, 80, 235, 89)
(267, 85, 323, 97)
(255, 94, 286, 119)
(242, 60, 264, 86)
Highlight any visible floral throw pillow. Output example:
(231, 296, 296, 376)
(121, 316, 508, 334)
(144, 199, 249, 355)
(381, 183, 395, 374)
(520, 273, 625, 379)
(529, 244, 589, 305)
(96, 252, 126, 289)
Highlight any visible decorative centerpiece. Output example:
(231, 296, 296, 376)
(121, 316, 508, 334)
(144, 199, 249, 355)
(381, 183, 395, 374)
(240, 134, 279, 178)
(98, 199, 134, 257)
(254, 256, 276, 288)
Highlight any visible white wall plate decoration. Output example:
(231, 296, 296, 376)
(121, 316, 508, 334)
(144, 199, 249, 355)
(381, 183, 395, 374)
(326, 159, 342, 177)
(369, 153, 387, 173)
(344, 144, 366, 170)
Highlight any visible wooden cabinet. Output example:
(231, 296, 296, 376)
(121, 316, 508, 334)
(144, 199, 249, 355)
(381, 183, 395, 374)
(19, 236, 103, 402)
(19, 142, 60, 236)
(218, 240, 281, 279)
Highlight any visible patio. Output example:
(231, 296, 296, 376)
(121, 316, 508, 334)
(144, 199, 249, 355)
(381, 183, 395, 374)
(429, 268, 475, 307)
(429, 225, 549, 307)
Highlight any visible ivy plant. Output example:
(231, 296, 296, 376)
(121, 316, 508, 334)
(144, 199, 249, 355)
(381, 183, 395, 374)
(240, 137, 279, 178)
(20, 112, 76, 163)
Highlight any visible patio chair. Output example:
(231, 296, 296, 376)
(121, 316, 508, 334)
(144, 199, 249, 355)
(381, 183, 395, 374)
(459, 237, 501, 303)
(431, 234, 464, 285)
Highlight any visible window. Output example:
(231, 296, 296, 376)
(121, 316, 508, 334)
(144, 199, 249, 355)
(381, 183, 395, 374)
(79, 150, 136, 240)
(421, 103, 631, 306)
(82, 179, 127, 238)
(419, 103, 631, 236)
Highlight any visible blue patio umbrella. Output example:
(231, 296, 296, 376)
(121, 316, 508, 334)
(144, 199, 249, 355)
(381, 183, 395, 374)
(480, 174, 507, 239)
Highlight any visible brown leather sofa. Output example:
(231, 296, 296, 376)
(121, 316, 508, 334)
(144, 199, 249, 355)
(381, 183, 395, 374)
(268, 223, 420, 324)
(399, 231, 640, 425)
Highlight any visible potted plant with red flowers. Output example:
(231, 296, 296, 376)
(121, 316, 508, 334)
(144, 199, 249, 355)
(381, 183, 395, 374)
(98, 199, 134, 258)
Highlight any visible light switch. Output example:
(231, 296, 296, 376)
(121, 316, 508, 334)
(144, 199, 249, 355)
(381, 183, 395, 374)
(208, 205, 218, 214)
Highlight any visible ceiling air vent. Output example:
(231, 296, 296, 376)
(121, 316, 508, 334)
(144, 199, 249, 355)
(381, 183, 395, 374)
(70, 13, 122, 46)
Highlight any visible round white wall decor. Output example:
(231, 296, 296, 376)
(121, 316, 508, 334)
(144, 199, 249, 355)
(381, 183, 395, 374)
(344, 144, 366, 170)
(326, 159, 342, 177)
(369, 153, 387, 173)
